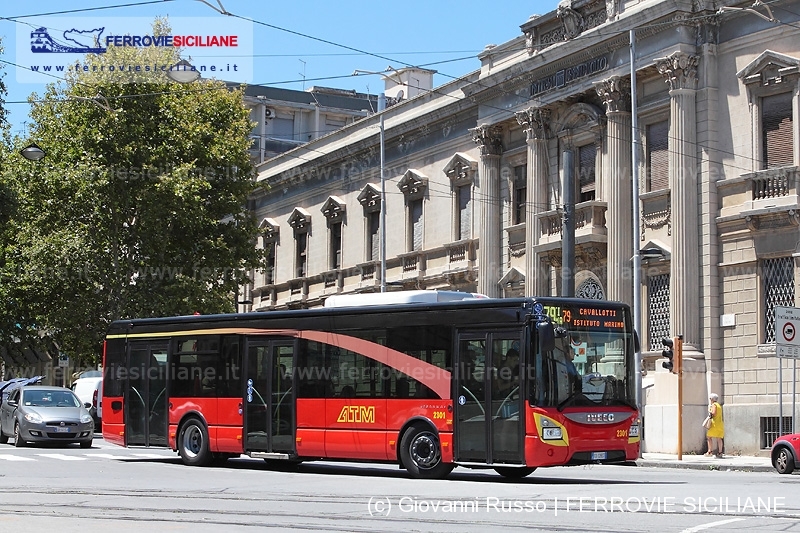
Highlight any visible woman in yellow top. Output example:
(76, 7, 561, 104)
(705, 393, 725, 457)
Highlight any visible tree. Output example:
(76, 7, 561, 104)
(6, 21, 264, 365)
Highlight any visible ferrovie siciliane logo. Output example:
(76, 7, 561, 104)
(31, 26, 238, 53)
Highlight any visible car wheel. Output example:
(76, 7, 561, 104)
(400, 424, 453, 479)
(0, 426, 8, 445)
(13, 422, 26, 448)
(494, 466, 536, 479)
(178, 417, 212, 466)
(775, 447, 795, 475)
(79, 440, 93, 449)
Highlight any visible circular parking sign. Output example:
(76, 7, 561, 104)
(783, 322, 796, 342)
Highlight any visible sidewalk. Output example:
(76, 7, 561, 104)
(637, 452, 774, 472)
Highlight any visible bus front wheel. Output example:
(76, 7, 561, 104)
(178, 418, 212, 466)
(400, 424, 453, 479)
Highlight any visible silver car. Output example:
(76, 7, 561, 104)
(0, 385, 94, 448)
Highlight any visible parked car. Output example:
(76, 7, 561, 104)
(771, 433, 800, 474)
(71, 375, 102, 427)
(0, 385, 94, 448)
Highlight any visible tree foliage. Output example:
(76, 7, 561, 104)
(4, 21, 263, 365)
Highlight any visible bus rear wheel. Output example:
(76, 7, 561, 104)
(400, 424, 453, 479)
(178, 418, 212, 466)
(494, 466, 536, 479)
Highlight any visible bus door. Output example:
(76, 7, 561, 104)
(244, 338, 295, 454)
(454, 331, 524, 465)
(126, 341, 169, 447)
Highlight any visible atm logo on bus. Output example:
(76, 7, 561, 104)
(337, 406, 375, 423)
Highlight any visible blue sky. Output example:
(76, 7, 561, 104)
(1, 0, 560, 136)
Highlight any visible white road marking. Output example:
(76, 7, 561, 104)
(0, 455, 35, 461)
(130, 453, 170, 459)
(681, 518, 746, 533)
(84, 453, 129, 460)
(36, 453, 87, 461)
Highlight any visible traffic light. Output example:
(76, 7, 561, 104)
(661, 336, 683, 374)
(661, 338, 675, 372)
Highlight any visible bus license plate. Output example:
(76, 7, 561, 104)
(55, 427, 70, 433)
(591, 451, 607, 460)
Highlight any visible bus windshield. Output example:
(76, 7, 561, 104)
(530, 304, 635, 410)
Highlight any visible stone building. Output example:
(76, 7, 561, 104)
(250, 0, 800, 454)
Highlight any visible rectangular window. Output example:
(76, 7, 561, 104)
(366, 212, 379, 262)
(295, 232, 307, 278)
(329, 221, 342, 270)
(272, 116, 294, 140)
(265, 243, 275, 285)
(170, 337, 221, 398)
(409, 199, 423, 252)
(578, 144, 596, 202)
(647, 273, 671, 351)
(762, 257, 795, 343)
(762, 93, 794, 169)
(513, 165, 527, 225)
(456, 185, 471, 240)
(646, 120, 669, 191)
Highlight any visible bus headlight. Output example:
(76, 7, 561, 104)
(540, 418, 563, 440)
(542, 427, 563, 440)
(629, 422, 639, 437)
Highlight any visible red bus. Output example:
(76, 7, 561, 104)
(102, 293, 639, 479)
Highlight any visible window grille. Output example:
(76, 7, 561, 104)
(457, 185, 471, 240)
(295, 232, 307, 278)
(513, 165, 526, 225)
(762, 93, 793, 169)
(409, 199, 423, 252)
(646, 120, 669, 191)
(763, 257, 795, 343)
(367, 212, 379, 262)
(648, 273, 671, 351)
(578, 144, 596, 202)
(761, 416, 794, 449)
(330, 222, 342, 270)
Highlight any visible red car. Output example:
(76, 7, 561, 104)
(771, 433, 800, 474)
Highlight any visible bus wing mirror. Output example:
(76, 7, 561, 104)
(633, 330, 641, 353)
(537, 321, 555, 353)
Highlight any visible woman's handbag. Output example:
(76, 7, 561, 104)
(702, 415, 712, 429)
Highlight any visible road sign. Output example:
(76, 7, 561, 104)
(776, 306, 800, 358)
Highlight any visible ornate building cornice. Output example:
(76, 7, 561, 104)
(655, 52, 700, 91)
(594, 75, 631, 113)
(515, 107, 551, 141)
(470, 124, 504, 156)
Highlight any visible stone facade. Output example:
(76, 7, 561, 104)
(252, 0, 800, 454)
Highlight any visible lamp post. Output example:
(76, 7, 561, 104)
(630, 28, 645, 415)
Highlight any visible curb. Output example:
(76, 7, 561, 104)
(636, 460, 774, 473)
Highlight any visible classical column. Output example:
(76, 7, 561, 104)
(595, 76, 632, 306)
(470, 124, 503, 297)
(656, 52, 700, 351)
(515, 108, 550, 297)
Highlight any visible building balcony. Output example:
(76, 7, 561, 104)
(717, 166, 799, 228)
(536, 200, 608, 250)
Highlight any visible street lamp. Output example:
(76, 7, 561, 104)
(20, 143, 46, 161)
(166, 60, 201, 84)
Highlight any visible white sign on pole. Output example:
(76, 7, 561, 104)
(776, 306, 800, 359)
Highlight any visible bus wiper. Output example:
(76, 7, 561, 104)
(604, 398, 638, 410)
(557, 392, 586, 411)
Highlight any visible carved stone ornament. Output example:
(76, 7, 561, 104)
(606, 0, 617, 21)
(557, 2, 585, 40)
(515, 107, 551, 141)
(594, 76, 631, 113)
(470, 124, 503, 156)
(655, 52, 700, 91)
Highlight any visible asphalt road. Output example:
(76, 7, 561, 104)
(0, 436, 797, 532)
